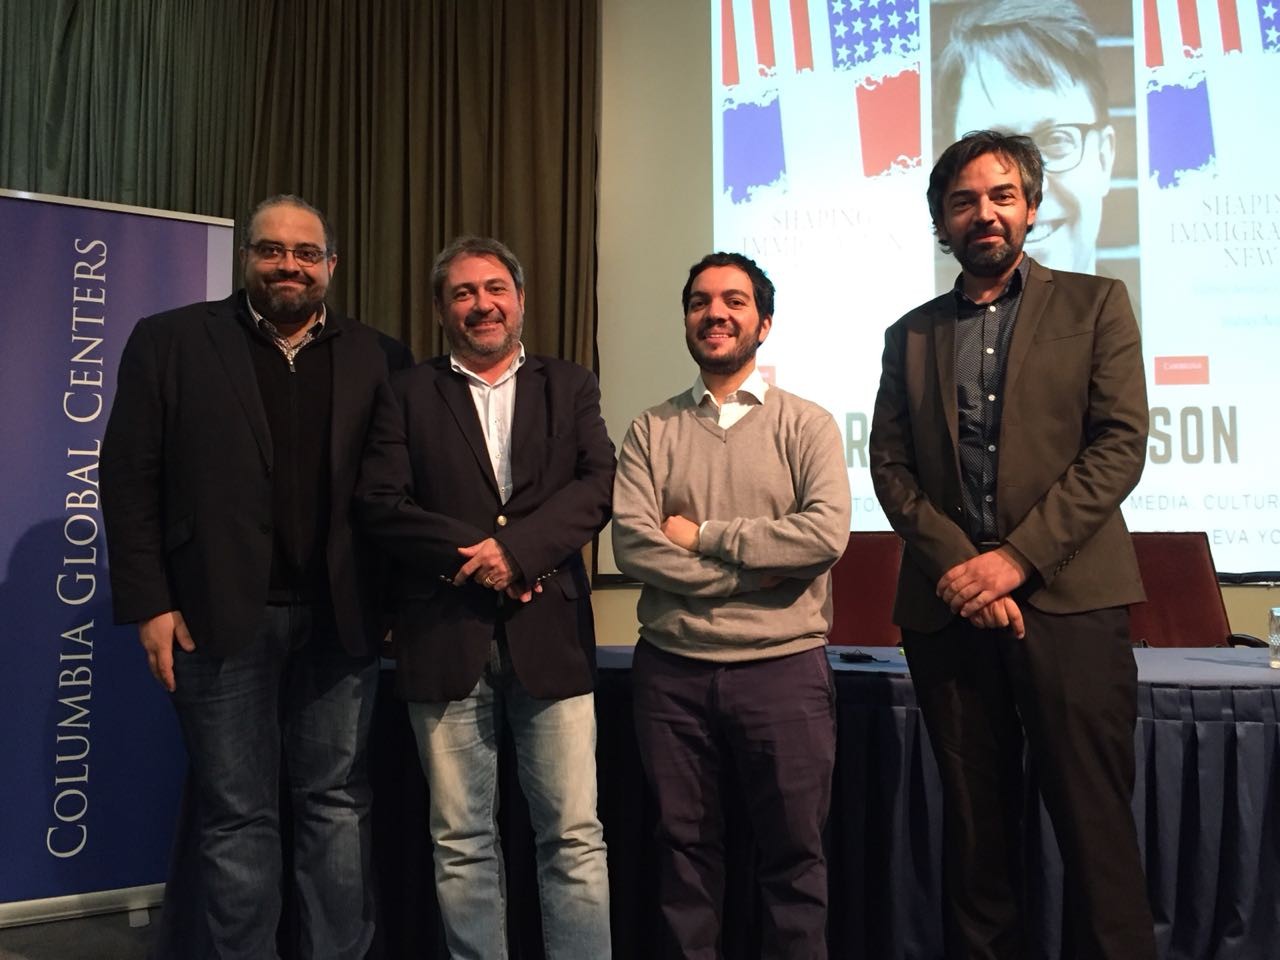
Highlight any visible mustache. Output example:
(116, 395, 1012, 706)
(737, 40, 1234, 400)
(696, 321, 739, 337)
(265, 269, 310, 284)
(966, 225, 1008, 243)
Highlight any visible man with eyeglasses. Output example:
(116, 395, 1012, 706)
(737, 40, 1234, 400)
(102, 194, 411, 958)
(935, 0, 1117, 274)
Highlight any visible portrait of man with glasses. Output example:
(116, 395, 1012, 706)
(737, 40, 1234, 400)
(932, 0, 1136, 301)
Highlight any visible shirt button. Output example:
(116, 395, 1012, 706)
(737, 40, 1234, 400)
(988, 444, 996, 452)
(988, 305, 996, 313)
(984, 495, 994, 503)
(988, 394, 996, 402)
(985, 347, 995, 355)
(496, 515, 508, 527)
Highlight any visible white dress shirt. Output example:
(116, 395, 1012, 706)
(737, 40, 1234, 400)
(450, 345, 526, 504)
(690, 366, 770, 429)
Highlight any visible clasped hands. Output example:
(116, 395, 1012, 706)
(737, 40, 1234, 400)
(454, 537, 541, 603)
(936, 548, 1028, 638)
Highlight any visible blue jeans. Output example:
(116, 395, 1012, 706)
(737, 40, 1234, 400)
(408, 637, 611, 960)
(160, 603, 378, 960)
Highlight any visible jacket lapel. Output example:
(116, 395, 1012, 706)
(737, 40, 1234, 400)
(204, 296, 272, 468)
(931, 298, 961, 461)
(326, 310, 357, 480)
(510, 357, 546, 500)
(437, 366, 502, 498)
(1003, 259, 1052, 406)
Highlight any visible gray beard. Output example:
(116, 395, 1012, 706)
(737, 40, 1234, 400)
(955, 238, 1021, 277)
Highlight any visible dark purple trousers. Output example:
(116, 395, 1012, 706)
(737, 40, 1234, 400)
(632, 640, 837, 960)
(904, 605, 1156, 960)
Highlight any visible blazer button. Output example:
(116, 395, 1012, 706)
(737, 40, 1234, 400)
(496, 515, 508, 527)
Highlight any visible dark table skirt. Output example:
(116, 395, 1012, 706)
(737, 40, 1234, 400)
(367, 647, 1280, 960)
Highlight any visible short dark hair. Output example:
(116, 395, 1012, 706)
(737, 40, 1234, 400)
(244, 194, 336, 255)
(927, 131, 1044, 252)
(681, 252, 775, 319)
(935, 0, 1110, 147)
(430, 236, 525, 306)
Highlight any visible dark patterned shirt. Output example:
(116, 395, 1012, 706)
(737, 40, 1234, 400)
(953, 257, 1030, 543)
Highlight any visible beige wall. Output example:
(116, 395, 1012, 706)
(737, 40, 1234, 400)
(596, 0, 712, 576)
(1223, 584, 1280, 639)
(593, 585, 642, 647)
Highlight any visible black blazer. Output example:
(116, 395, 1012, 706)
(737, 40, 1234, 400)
(355, 353, 615, 702)
(101, 292, 408, 657)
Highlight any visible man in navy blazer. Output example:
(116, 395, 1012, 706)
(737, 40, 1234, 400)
(356, 236, 615, 959)
(871, 133, 1154, 959)
(101, 195, 409, 959)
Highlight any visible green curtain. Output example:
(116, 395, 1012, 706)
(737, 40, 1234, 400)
(0, 0, 600, 365)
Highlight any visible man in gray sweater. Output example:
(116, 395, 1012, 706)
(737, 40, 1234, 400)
(612, 252, 852, 959)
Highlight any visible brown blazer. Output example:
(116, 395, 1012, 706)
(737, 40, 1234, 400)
(869, 259, 1148, 633)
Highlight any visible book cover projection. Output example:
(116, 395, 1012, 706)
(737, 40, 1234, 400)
(711, 0, 1280, 573)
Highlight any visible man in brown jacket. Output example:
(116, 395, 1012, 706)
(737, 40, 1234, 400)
(870, 131, 1155, 960)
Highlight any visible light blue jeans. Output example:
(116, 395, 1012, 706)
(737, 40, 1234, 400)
(407, 639, 611, 960)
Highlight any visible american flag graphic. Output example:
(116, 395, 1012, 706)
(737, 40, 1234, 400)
(719, 0, 922, 204)
(1144, 0, 1279, 187)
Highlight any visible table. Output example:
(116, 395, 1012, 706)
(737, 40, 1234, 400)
(368, 647, 1280, 959)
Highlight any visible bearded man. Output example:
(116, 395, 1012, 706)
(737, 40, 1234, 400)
(870, 132, 1155, 960)
(102, 194, 411, 957)
(611, 251, 851, 960)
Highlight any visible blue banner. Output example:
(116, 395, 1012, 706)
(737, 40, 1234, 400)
(0, 191, 233, 914)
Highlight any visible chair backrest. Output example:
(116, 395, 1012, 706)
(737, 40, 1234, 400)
(828, 531, 903, 647)
(1128, 531, 1231, 647)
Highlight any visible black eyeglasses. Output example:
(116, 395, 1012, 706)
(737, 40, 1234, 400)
(1028, 123, 1107, 174)
(245, 241, 329, 267)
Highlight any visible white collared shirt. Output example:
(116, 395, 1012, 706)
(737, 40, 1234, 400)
(450, 345, 526, 504)
(689, 367, 770, 429)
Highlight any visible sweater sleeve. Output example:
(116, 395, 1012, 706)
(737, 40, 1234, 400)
(698, 406, 851, 577)
(611, 414, 771, 597)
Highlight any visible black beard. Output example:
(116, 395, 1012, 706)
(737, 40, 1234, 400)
(261, 294, 320, 327)
(253, 272, 323, 326)
(686, 327, 761, 375)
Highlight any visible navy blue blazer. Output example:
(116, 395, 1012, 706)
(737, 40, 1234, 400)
(355, 353, 615, 702)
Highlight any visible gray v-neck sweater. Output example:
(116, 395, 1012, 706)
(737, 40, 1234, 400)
(612, 386, 852, 662)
